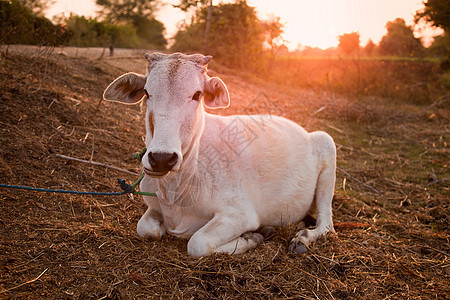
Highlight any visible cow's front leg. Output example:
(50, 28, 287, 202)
(137, 176, 165, 240)
(187, 213, 261, 257)
(137, 197, 165, 240)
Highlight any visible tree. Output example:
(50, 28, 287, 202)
(19, 0, 55, 15)
(262, 16, 285, 72)
(415, 0, 450, 58)
(1, 0, 68, 45)
(96, 0, 159, 24)
(415, 0, 450, 31)
(171, 0, 282, 72)
(132, 16, 167, 49)
(174, 0, 209, 12)
(379, 18, 423, 56)
(427, 32, 450, 57)
(364, 39, 376, 56)
(95, 0, 166, 49)
(63, 14, 140, 48)
(174, 0, 213, 52)
(338, 32, 360, 56)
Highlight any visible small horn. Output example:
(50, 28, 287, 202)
(203, 55, 213, 65)
(144, 52, 165, 64)
(187, 54, 213, 66)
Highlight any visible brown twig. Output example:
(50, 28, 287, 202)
(54, 154, 139, 176)
(425, 178, 449, 187)
(1, 268, 48, 294)
(337, 166, 380, 194)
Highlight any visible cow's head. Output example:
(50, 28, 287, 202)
(103, 53, 230, 177)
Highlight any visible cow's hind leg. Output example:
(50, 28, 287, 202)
(213, 232, 264, 255)
(187, 212, 261, 257)
(290, 132, 336, 254)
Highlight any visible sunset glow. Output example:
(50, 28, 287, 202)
(46, 0, 444, 50)
(247, 0, 443, 49)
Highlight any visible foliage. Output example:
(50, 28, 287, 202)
(263, 16, 284, 51)
(427, 31, 450, 57)
(96, 0, 159, 23)
(338, 32, 360, 56)
(379, 18, 423, 57)
(63, 15, 140, 48)
(1, 0, 165, 49)
(0, 0, 68, 45)
(18, 0, 55, 15)
(269, 56, 447, 105)
(131, 16, 167, 49)
(95, 0, 166, 49)
(174, 0, 210, 12)
(363, 39, 377, 56)
(415, 0, 450, 31)
(171, 0, 282, 72)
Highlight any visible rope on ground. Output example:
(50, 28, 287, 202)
(0, 171, 156, 197)
(1, 148, 156, 197)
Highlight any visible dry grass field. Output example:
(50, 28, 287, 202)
(0, 47, 448, 299)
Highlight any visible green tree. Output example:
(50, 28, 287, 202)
(427, 32, 450, 57)
(19, 0, 55, 15)
(96, 0, 159, 23)
(379, 18, 423, 56)
(1, 0, 68, 45)
(174, 0, 209, 12)
(172, 0, 282, 72)
(132, 16, 167, 49)
(415, 0, 450, 58)
(262, 16, 284, 73)
(364, 39, 377, 56)
(96, 0, 166, 48)
(415, 0, 450, 31)
(338, 32, 360, 56)
(174, 0, 213, 52)
(63, 14, 139, 48)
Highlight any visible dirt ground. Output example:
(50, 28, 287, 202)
(0, 46, 448, 299)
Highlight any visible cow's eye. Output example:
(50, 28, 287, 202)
(144, 89, 150, 98)
(192, 91, 202, 101)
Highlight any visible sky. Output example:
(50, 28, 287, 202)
(46, 0, 443, 50)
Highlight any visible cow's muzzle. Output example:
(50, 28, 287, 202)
(145, 151, 178, 177)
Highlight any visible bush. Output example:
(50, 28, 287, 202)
(62, 15, 167, 49)
(270, 56, 447, 105)
(63, 15, 139, 48)
(0, 0, 69, 45)
(0, 0, 166, 49)
(132, 16, 167, 49)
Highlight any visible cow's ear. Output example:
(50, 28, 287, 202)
(204, 77, 230, 109)
(103, 72, 147, 104)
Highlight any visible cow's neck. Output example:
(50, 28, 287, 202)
(156, 147, 202, 207)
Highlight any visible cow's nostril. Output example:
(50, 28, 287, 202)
(148, 152, 178, 173)
(148, 152, 156, 166)
(167, 152, 178, 167)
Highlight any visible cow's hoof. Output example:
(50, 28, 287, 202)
(242, 232, 264, 245)
(259, 226, 277, 240)
(288, 239, 309, 254)
(137, 217, 165, 241)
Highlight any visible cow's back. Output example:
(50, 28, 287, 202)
(202, 114, 322, 226)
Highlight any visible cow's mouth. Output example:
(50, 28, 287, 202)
(144, 168, 169, 178)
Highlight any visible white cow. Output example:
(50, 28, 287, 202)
(103, 52, 336, 257)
